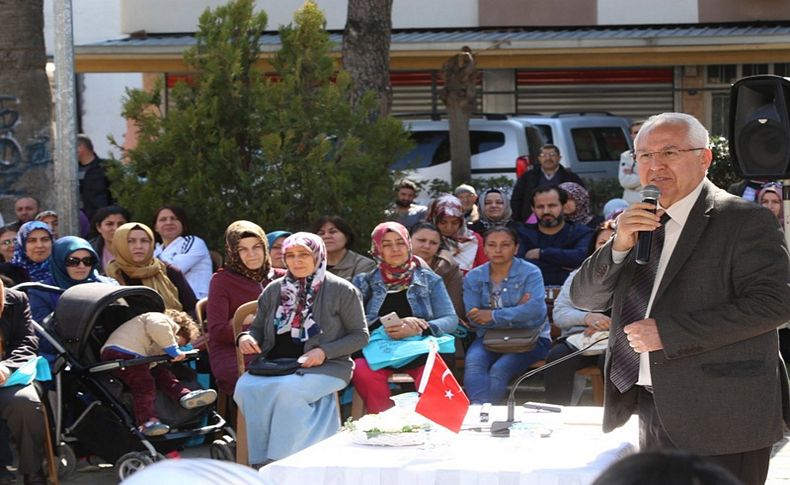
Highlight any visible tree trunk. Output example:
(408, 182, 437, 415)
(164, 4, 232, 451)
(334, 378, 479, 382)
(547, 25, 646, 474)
(0, 0, 54, 214)
(342, 0, 393, 118)
(440, 48, 477, 187)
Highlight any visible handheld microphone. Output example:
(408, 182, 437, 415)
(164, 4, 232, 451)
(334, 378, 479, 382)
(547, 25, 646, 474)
(490, 335, 609, 437)
(635, 185, 661, 265)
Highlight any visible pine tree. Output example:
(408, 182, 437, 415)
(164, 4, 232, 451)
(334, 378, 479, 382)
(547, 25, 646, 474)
(109, 0, 409, 251)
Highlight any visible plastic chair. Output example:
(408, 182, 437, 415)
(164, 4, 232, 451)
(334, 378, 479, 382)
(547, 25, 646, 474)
(350, 373, 416, 420)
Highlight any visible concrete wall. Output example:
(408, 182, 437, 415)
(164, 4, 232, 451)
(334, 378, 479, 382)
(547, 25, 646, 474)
(120, 0, 478, 33)
(597, 0, 697, 25)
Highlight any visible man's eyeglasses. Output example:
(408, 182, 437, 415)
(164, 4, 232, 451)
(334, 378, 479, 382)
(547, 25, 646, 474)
(633, 148, 706, 164)
(65, 256, 96, 268)
(0, 239, 14, 247)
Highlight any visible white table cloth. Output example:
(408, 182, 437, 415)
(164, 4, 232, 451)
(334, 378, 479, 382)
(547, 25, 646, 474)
(259, 405, 638, 485)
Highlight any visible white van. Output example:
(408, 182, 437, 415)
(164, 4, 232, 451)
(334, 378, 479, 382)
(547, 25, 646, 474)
(393, 118, 544, 189)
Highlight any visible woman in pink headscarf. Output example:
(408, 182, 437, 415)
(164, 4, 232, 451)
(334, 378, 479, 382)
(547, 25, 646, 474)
(351, 222, 458, 413)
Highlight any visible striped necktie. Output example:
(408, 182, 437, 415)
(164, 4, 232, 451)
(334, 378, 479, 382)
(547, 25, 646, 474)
(610, 213, 670, 393)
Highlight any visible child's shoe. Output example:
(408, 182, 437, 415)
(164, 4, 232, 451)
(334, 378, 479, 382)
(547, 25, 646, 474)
(140, 419, 170, 437)
(179, 389, 217, 409)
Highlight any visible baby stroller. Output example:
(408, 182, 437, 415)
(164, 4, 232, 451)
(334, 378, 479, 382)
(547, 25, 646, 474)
(21, 282, 236, 481)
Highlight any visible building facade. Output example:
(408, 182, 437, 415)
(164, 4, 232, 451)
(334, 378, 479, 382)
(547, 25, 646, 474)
(73, 0, 790, 139)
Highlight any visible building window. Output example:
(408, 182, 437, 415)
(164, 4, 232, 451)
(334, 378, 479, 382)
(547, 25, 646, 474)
(706, 65, 736, 85)
(774, 63, 790, 77)
(742, 64, 770, 77)
(710, 93, 729, 137)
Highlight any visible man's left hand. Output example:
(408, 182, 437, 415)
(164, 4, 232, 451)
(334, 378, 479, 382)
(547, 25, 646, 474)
(624, 318, 663, 353)
(525, 248, 540, 259)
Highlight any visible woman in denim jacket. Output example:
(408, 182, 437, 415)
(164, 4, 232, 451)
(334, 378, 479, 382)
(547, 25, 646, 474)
(352, 221, 457, 413)
(463, 226, 550, 404)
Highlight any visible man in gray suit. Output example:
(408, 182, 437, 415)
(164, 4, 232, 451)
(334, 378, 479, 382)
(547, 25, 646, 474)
(571, 112, 790, 485)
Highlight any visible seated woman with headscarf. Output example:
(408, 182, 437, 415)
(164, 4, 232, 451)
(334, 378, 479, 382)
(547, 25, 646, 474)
(468, 188, 518, 234)
(352, 222, 457, 414)
(106, 223, 197, 315)
(0, 221, 54, 285)
(207, 221, 285, 396)
(235, 233, 368, 467)
(29, 236, 117, 324)
(559, 182, 603, 230)
(426, 194, 487, 275)
(266, 230, 292, 270)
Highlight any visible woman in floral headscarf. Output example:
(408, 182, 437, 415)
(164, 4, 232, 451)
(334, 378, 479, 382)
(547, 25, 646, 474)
(559, 182, 603, 230)
(351, 222, 457, 414)
(207, 220, 285, 395)
(426, 194, 487, 274)
(235, 232, 368, 467)
(3, 221, 54, 285)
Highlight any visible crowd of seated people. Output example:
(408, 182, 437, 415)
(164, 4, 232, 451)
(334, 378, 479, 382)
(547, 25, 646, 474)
(0, 156, 784, 471)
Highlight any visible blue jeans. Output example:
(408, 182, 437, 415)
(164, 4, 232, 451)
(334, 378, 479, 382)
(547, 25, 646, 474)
(463, 336, 551, 404)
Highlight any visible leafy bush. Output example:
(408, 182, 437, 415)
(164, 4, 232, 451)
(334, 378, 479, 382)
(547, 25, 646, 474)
(707, 135, 739, 190)
(108, 0, 410, 252)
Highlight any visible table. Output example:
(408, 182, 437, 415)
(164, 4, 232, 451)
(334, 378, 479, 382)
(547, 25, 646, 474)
(258, 406, 638, 485)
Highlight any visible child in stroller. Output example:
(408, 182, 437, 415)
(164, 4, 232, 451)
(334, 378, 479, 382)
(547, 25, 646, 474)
(100, 310, 217, 436)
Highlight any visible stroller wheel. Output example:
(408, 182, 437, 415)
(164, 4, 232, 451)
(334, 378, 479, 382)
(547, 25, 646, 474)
(116, 451, 155, 480)
(210, 439, 235, 461)
(56, 443, 77, 479)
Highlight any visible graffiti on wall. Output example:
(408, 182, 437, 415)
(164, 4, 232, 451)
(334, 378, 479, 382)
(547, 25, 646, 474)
(0, 95, 53, 171)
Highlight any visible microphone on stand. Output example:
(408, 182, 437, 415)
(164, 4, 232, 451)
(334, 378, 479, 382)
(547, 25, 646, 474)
(635, 185, 661, 265)
(490, 335, 609, 437)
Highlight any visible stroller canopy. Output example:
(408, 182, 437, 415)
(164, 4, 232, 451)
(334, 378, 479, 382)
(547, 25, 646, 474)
(54, 283, 165, 362)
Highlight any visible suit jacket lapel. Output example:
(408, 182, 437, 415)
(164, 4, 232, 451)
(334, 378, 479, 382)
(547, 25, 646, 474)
(653, 179, 715, 303)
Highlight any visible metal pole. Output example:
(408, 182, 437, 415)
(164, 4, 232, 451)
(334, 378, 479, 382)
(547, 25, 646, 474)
(52, 0, 79, 237)
(783, 180, 790, 251)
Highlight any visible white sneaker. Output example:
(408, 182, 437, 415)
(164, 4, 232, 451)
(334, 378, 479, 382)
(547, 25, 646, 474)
(179, 389, 217, 409)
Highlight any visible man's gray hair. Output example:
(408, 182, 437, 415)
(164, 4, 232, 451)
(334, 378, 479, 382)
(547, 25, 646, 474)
(635, 112, 709, 149)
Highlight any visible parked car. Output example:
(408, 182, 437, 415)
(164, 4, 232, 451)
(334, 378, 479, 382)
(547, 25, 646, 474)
(512, 112, 632, 180)
(393, 118, 544, 197)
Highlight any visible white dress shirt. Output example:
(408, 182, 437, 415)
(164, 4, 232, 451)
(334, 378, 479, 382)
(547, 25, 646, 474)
(612, 179, 706, 386)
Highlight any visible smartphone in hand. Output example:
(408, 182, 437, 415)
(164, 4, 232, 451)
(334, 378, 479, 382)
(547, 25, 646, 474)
(380, 312, 402, 328)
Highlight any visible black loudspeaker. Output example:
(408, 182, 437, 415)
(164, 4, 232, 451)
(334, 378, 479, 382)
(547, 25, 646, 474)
(729, 75, 790, 178)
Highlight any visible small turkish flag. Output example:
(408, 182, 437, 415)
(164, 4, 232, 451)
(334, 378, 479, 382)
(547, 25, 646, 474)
(415, 346, 469, 433)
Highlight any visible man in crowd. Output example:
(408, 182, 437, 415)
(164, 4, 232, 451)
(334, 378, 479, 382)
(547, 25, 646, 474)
(10, 197, 39, 231)
(454, 184, 479, 227)
(516, 185, 592, 286)
(571, 112, 790, 485)
(619, 120, 644, 204)
(77, 134, 112, 220)
(0, 278, 47, 484)
(388, 179, 426, 231)
(511, 144, 584, 223)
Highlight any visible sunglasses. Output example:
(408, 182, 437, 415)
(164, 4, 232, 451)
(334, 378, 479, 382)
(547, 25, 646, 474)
(65, 256, 96, 268)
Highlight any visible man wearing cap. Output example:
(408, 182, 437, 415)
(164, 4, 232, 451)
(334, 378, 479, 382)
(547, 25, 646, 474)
(454, 184, 479, 227)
